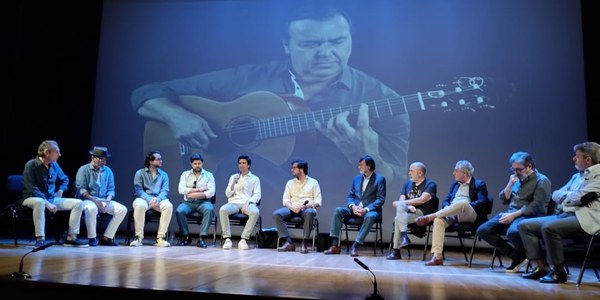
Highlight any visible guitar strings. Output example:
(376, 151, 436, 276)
(223, 85, 485, 139)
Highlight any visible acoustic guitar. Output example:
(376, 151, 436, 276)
(144, 76, 498, 171)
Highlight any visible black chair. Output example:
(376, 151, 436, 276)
(469, 198, 555, 268)
(276, 215, 319, 252)
(388, 197, 439, 260)
(3, 174, 68, 245)
(342, 215, 384, 256)
(388, 222, 432, 260)
(570, 231, 600, 286)
(219, 204, 263, 247)
(440, 196, 493, 263)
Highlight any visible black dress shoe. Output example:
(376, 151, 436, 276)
(540, 269, 568, 284)
(522, 267, 548, 280)
(197, 239, 208, 248)
(178, 235, 191, 246)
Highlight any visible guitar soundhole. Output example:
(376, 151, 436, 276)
(225, 116, 259, 147)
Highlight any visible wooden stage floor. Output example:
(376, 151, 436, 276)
(0, 237, 598, 299)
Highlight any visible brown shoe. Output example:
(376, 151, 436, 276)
(425, 256, 443, 266)
(324, 245, 341, 255)
(386, 249, 401, 260)
(277, 241, 295, 252)
(415, 215, 433, 226)
(300, 241, 309, 254)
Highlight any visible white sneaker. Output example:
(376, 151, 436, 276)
(223, 238, 232, 249)
(129, 236, 143, 247)
(155, 237, 171, 247)
(238, 239, 249, 250)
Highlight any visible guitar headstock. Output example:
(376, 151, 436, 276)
(425, 76, 511, 112)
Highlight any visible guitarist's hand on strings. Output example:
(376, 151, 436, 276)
(315, 103, 379, 162)
(138, 98, 217, 149)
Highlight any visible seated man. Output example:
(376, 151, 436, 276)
(130, 151, 173, 247)
(415, 160, 490, 266)
(220, 155, 261, 250)
(76, 146, 128, 246)
(387, 162, 438, 260)
(477, 152, 551, 272)
(21, 140, 88, 248)
(273, 159, 321, 254)
(176, 153, 216, 248)
(519, 141, 600, 284)
(324, 155, 386, 257)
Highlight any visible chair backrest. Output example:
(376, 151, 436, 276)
(5, 174, 24, 205)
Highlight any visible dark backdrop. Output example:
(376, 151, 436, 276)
(1, 0, 598, 225)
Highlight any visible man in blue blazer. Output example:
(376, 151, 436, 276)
(324, 155, 386, 257)
(415, 160, 491, 266)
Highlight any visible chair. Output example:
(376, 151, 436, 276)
(125, 196, 218, 246)
(388, 222, 432, 260)
(342, 215, 384, 256)
(470, 199, 556, 268)
(570, 231, 600, 286)
(219, 204, 262, 247)
(3, 174, 68, 245)
(276, 215, 319, 252)
(440, 196, 493, 263)
(388, 196, 439, 260)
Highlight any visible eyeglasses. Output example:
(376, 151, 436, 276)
(510, 167, 526, 173)
(192, 181, 197, 188)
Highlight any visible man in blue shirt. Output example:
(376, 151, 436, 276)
(22, 140, 88, 248)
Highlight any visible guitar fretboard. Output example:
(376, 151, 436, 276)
(238, 85, 482, 140)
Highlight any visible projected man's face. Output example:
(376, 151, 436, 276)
(284, 14, 352, 85)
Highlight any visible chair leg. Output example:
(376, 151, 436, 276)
(378, 223, 384, 255)
(458, 235, 468, 262)
(344, 224, 350, 253)
(422, 226, 431, 261)
(468, 234, 478, 267)
(577, 234, 596, 287)
(11, 209, 18, 246)
(311, 219, 319, 252)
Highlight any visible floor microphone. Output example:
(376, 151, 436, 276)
(353, 258, 384, 300)
(11, 242, 55, 279)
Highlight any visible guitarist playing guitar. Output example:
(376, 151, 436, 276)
(131, 5, 491, 205)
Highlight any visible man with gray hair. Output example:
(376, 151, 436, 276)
(519, 142, 600, 284)
(22, 140, 88, 248)
(415, 160, 491, 266)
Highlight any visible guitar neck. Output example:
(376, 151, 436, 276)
(256, 89, 453, 140)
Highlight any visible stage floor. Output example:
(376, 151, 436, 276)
(0, 237, 598, 299)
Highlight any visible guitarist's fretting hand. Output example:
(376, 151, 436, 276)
(315, 103, 380, 167)
(139, 97, 217, 149)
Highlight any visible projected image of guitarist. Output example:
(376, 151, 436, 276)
(130, 4, 490, 201)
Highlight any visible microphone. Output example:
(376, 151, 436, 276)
(354, 257, 370, 271)
(354, 258, 384, 300)
(11, 242, 55, 279)
(32, 242, 55, 253)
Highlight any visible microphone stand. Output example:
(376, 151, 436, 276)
(354, 258, 384, 300)
(11, 242, 54, 279)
